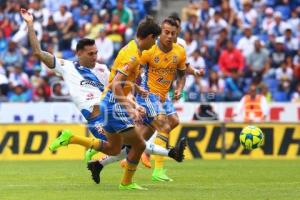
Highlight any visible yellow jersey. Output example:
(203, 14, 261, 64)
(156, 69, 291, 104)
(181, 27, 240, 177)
(107, 40, 141, 96)
(140, 42, 186, 101)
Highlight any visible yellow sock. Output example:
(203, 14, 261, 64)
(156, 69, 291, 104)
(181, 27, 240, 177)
(154, 132, 169, 169)
(121, 159, 138, 185)
(69, 135, 102, 150)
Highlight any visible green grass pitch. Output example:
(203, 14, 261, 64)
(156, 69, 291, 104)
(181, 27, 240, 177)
(1, 159, 300, 200)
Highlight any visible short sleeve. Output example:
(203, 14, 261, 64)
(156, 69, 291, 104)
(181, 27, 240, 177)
(117, 56, 139, 77)
(178, 47, 187, 71)
(52, 57, 67, 75)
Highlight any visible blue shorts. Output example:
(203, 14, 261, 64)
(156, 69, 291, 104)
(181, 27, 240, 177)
(163, 97, 177, 116)
(136, 93, 165, 124)
(99, 90, 134, 133)
(87, 115, 107, 141)
(81, 109, 107, 141)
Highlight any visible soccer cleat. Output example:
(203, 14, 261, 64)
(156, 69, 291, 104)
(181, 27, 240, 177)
(168, 137, 187, 162)
(141, 153, 151, 168)
(85, 148, 98, 162)
(152, 168, 173, 182)
(49, 130, 73, 152)
(87, 161, 103, 184)
(119, 182, 148, 190)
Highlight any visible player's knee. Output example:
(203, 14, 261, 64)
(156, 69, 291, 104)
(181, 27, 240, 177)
(109, 145, 122, 156)
(170, 117, 179, 129)
(132, 140, 146, 154)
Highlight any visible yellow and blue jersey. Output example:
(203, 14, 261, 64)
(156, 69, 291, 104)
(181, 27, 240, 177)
(140, 41, 186, 101)
(106, 40, 141, 96)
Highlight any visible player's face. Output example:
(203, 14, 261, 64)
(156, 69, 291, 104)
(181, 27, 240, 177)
(160, 23, 177, 47)
(143, 34, 157, 50)
(77, 45, 98, 68)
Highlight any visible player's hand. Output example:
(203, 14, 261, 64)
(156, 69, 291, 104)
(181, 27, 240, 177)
(173, 90, 182, 101)
(136, 86, 149, 98)
(129, 109, 143, 126)
(20, 8, 34, 25)
(136, 105, 146, 117)
(195, 68, 205, 77)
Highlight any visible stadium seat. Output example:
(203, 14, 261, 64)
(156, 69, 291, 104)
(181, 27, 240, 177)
(275, 5, 291, 21)
(272, 91, 288, 102)
(264, 78, 278, 93)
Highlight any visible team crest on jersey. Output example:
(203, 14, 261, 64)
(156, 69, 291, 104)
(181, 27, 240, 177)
(172, 55, 178, 64)
(130, 56, 136, 62)
(94, 122, 104, 134)
(60, 60, 65, 66)
(154, 56, 160, 63)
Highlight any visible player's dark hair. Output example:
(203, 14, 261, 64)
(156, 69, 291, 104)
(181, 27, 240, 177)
(76, 38, 95, 51)
(162, 17, 179, 28)
(136, 16, 161, 39)
(168, 13, 181, 24)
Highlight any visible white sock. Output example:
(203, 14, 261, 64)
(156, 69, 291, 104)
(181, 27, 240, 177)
(148, 131, 158, 143)
(99, 148, 127, 166)
(144, 140, 169, 156)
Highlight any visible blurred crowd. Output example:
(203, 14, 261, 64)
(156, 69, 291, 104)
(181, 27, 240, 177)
(0, 0, 299, 103)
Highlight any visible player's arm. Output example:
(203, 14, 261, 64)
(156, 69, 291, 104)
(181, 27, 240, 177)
(186, 64, 205, 77)
(173, 69, 186, 101)
(20, 8, 54, 69)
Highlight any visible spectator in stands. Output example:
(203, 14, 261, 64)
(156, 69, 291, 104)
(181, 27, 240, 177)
(29, 0, 50, 27)
(85, 13, 104, 40)
(225, 68, 244, 101)
(203, 71, 225, 101)
(237, 0, 257, 31)
(0, 30, 8, 54)
(293, 50, 300, 80)
(269, 12, 287, 37)
(218, 40, 244, 77)
(185, 49, 205, 90)
(198, 0, 214, 26)
(106, 13, 126, 52)
(279, 27, 298, 56)
(220, 0, 237, 28)
(32, 84, 49, 102)
(77, 5, 91, 28)
(58, 16, 78, 50)
(8, 65, 31, 89)
(0, 41, 23, 70)
(0, 66, 9, 101)
(185, 13, 202, 36)
(8, 84, 31, 102)
(233, 83, 268, 122)
(53, 5, 72, 30)
(45, 16, 59, 38)
(236, 24, 258, 58)
(24, 54, 40, 76)
(95, 28, 114, 66)
(246, 39, 269, 78)
(49, 81, 70, 102)
(288, 9, 300, 34)
(184, 30, 198, 57)
(206, 10, 227, 47)
(269, 37, 286, 72)
(113, 0, 134, 41)
(291, 82, 300, 102)
(262, 7, 275, 33)
(275, 57, 293, 84)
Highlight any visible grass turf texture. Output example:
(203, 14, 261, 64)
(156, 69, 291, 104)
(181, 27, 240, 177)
(0, 160, 299, 200)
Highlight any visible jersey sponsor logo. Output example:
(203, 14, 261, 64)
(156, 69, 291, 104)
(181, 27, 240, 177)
(130, 56, 136, 62)
(150, 66, 176, 75)
(156, 77, 171, 84)
(172, 55, 178, 64)
(80, 80, 104, 88)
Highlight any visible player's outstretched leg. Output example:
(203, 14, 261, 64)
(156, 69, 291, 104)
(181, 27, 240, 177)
(87, 160, 104, 184)
(49, 130, 73, 151)
(168, 137, 187, 162)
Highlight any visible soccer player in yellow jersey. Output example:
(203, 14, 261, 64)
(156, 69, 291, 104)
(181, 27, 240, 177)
(136, 17, 187, 182)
